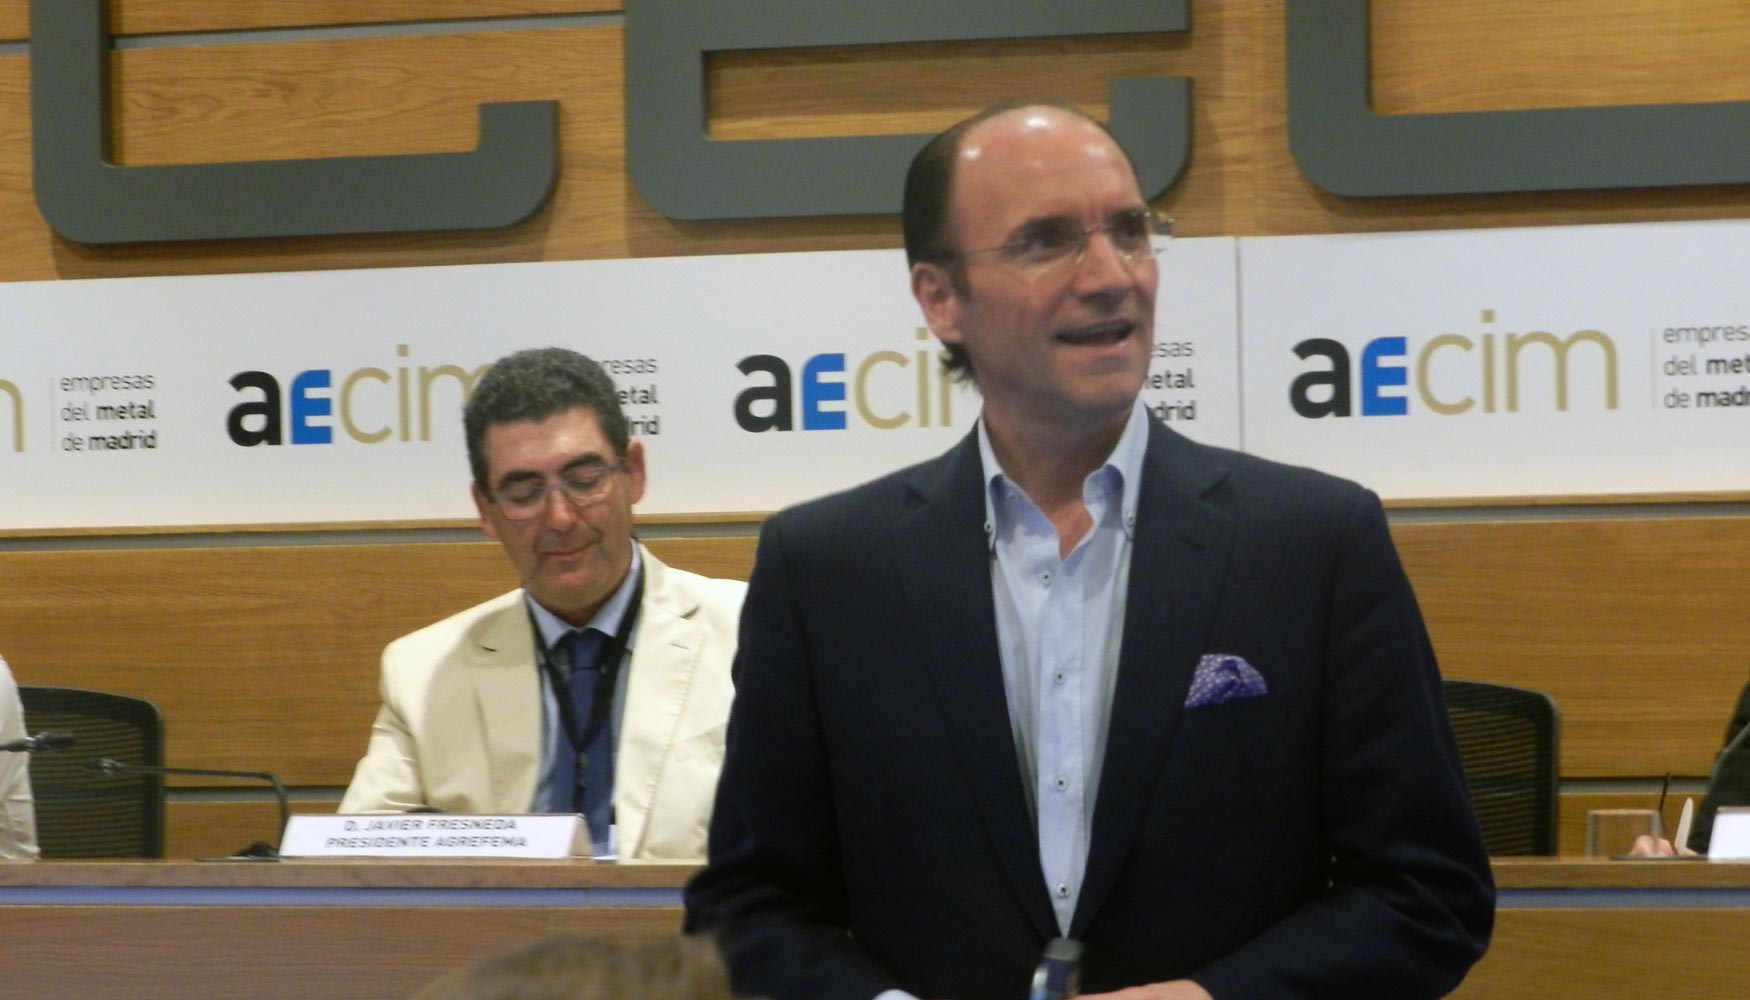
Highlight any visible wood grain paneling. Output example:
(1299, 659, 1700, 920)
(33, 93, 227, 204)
(1452, 908, 1750, 1000)
(6, 862, 1750, 999)
(0, 859, 698, 889)
(1370, 0, 1750, 113)
(2, 905, 682, 1000)
(2, 1, 1748, 281)
(0, 535, 756, 786)
(1250, 0, 1750, 234)
(0, 2, 617, 41)
(1394, 518, 1750, 777)
(6, 518, 1746, 793)
(167, 799, 336, 859)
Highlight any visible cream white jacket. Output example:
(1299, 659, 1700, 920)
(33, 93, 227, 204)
(339, 546, 743, 862)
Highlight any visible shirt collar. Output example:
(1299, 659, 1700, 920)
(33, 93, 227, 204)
(977, 400, 1149, 551)
(526, 542, 643, 652)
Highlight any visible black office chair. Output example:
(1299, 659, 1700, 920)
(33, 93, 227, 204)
(1443, 679, 1560, 856)
(17, 685, 165, 858)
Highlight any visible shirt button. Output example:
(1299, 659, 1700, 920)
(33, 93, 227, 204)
(1053, 776, 1068, 791)
(1053, 671, 1066, 685)
(1056, 883, 1071, 898)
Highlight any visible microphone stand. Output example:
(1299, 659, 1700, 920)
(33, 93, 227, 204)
(86, 758, 290, 857)
(0, 731, 77, 753)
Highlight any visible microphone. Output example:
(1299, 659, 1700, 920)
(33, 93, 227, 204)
(1029, 938, 1084, 1000)
(86, 757, 291, 857)
(0, 731, 77, 753)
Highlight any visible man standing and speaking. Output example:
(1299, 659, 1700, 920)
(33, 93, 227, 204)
(687, 103, 1493, 997)
(342, 348, 744, 862)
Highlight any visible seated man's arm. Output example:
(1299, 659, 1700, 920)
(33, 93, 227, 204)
(0, 661, 40, 860)
(338, 649, 427, 814)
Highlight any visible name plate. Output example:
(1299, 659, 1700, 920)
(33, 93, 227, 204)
(1708, 807, 1750, 860)
(280, 814, 587, 859)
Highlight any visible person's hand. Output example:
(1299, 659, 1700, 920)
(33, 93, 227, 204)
(1629, 834, 1698, 857)
(1080, 981, 1213, 1000)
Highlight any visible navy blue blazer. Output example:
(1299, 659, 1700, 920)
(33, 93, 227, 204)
(687, 419, 1494, 1000)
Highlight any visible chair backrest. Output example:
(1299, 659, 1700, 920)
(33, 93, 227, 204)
(18, 685, 165, 858)
(1443, 679, 1560, 856)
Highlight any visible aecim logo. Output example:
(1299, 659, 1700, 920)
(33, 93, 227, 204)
(734, 329, 954, 432)
(1289, 311, 1620, 418)
(1, 377, 21, 453)
(226, 345, 489, 446)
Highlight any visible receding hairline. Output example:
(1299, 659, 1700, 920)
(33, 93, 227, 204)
(941, 105, 1142, 243)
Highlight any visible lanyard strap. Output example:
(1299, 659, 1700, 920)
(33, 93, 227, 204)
(534, 567, 645, 755)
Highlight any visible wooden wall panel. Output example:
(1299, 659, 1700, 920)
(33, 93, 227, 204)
(1370, 0, 1750, 113)
(3, 905, 682, 1000)
(1394, 517, 1750, 778)
(1451, 908, 1750, 1000)
(2, 1, 1748, 281)
(6, 520, 1747, 793)
(704, 19, 1258, 235)
(0, 2, 615, 41)
(167, 799, 335, 859)
(1, 542, 516, 784)
(0, 25, 909, 281)
(1251, 0, 1750, 234)
(0, 535, 757, 786)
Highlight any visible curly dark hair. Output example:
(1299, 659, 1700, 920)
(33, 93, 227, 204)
(463, 347, 628, 489)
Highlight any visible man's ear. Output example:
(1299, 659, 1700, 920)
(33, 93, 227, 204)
(471, 482, 500, 542)
(910, 261, 964, 351)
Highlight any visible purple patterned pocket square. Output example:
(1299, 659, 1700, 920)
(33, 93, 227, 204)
(1184, 654, 1268, 708)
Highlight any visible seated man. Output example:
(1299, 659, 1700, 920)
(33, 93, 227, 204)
(0, 653, 40, 860)
(1689, 678, 1750, 852)
(341, 348, 744, 862)
(1634, 677, 1750, 857)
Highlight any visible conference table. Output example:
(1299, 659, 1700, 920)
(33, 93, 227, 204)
(1, 859, 1747, 999)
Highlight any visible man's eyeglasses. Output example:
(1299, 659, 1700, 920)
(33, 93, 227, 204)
(491, 462, 625, 520)
(949, 209, 1172, 275)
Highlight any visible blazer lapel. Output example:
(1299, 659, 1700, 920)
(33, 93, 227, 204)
(469, 598, 543, 813)
(896, 432, 1060, 942)
(613, 550, 705, 858)
(1072, 422, 1236, 935)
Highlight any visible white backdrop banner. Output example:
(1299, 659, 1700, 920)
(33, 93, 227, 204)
(1238, 221, 1750, 498)
(0, 239, 1238, 530)
(7, 219, 1747, 531)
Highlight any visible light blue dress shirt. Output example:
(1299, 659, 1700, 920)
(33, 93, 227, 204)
(980, 401, 1146, 933)
(876, 403, 1147, 1000)
(527, 542, 642, 818)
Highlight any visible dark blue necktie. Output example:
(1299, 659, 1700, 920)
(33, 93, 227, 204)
(554, 628, 615, 850)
